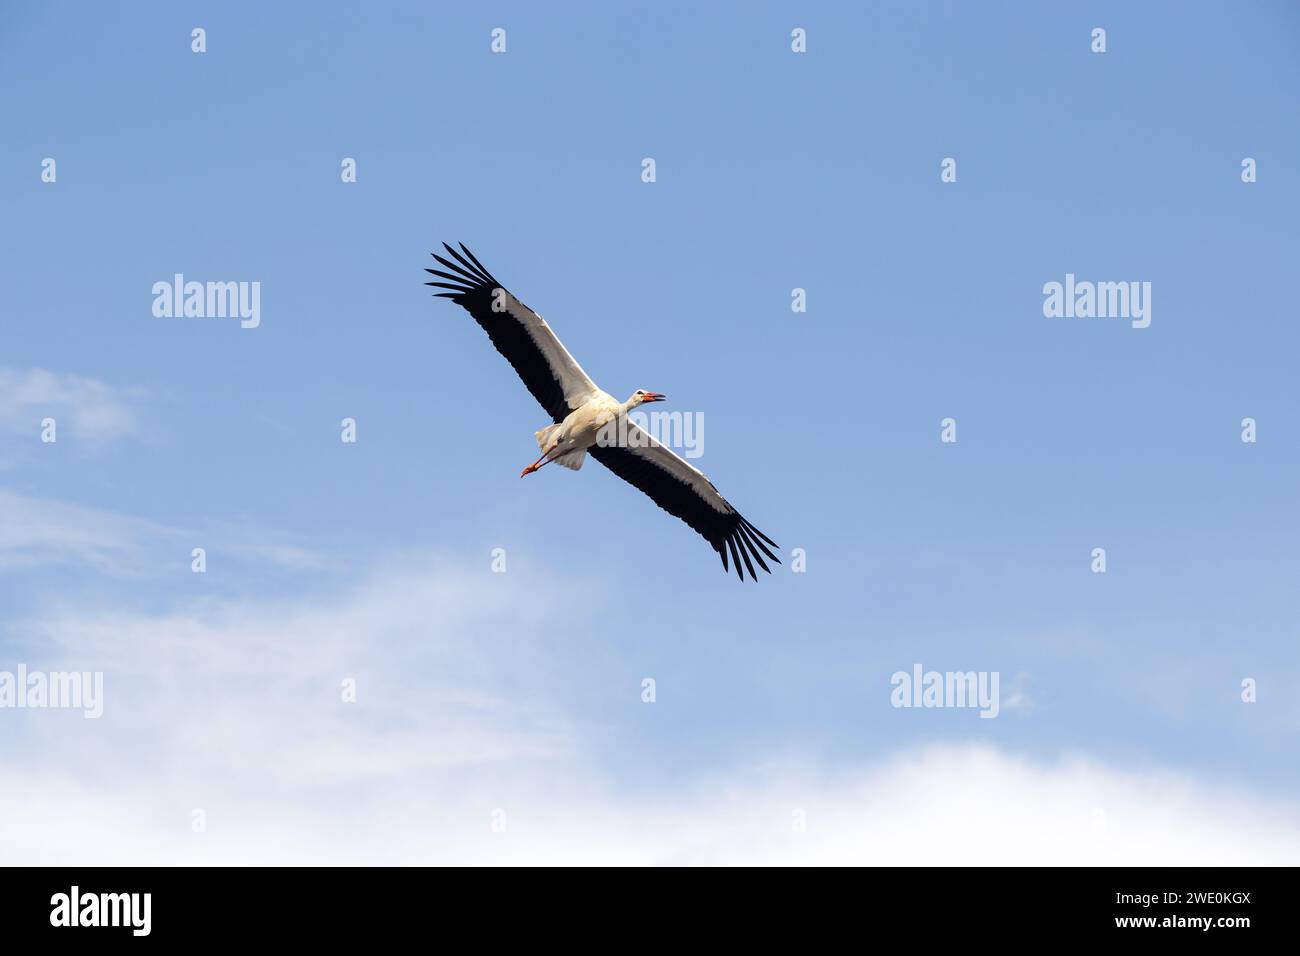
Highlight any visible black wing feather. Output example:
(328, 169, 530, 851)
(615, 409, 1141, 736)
(425, 243, 570, 423)
(588, 444, 780, 582)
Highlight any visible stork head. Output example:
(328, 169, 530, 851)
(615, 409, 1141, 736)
(630, 389, 666, 407)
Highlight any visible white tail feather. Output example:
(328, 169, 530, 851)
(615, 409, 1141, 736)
(553, 449, 585, 471)
(535, 423, 562, 451)
(534, 423, 583, 469)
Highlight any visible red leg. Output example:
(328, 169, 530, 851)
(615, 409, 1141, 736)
(520, 443, 566, 477)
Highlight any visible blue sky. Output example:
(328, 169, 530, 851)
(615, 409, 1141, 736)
(2, 2, 1298, 863)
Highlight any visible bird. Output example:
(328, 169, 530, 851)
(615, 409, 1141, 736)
(425, 242, 780, 582)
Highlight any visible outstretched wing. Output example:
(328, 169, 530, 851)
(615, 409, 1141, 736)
(426, 243, 599, 423)
(589, 423, 780, 582)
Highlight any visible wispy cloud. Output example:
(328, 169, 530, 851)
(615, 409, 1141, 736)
(0, 488, 328, 575)
(0, 367, 144, 457)
(0, 488, 173, 571)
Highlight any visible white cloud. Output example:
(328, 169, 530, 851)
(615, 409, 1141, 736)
(0, 488, 173, 571)
(0, 488, 326, 574)
(1, 559, 1297, 865)
(0, 367, 144, 454)
(1001, 671, 1034, 714)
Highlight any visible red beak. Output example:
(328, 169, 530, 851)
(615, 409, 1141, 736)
(643, 392, 666, 402)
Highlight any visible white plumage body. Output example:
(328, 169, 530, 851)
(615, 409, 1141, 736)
(534, 391, 625, 471)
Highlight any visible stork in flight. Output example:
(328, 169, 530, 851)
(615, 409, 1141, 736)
(426, 243, 779, 582)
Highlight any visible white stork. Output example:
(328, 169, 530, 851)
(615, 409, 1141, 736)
(426, 243, 780, 581)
